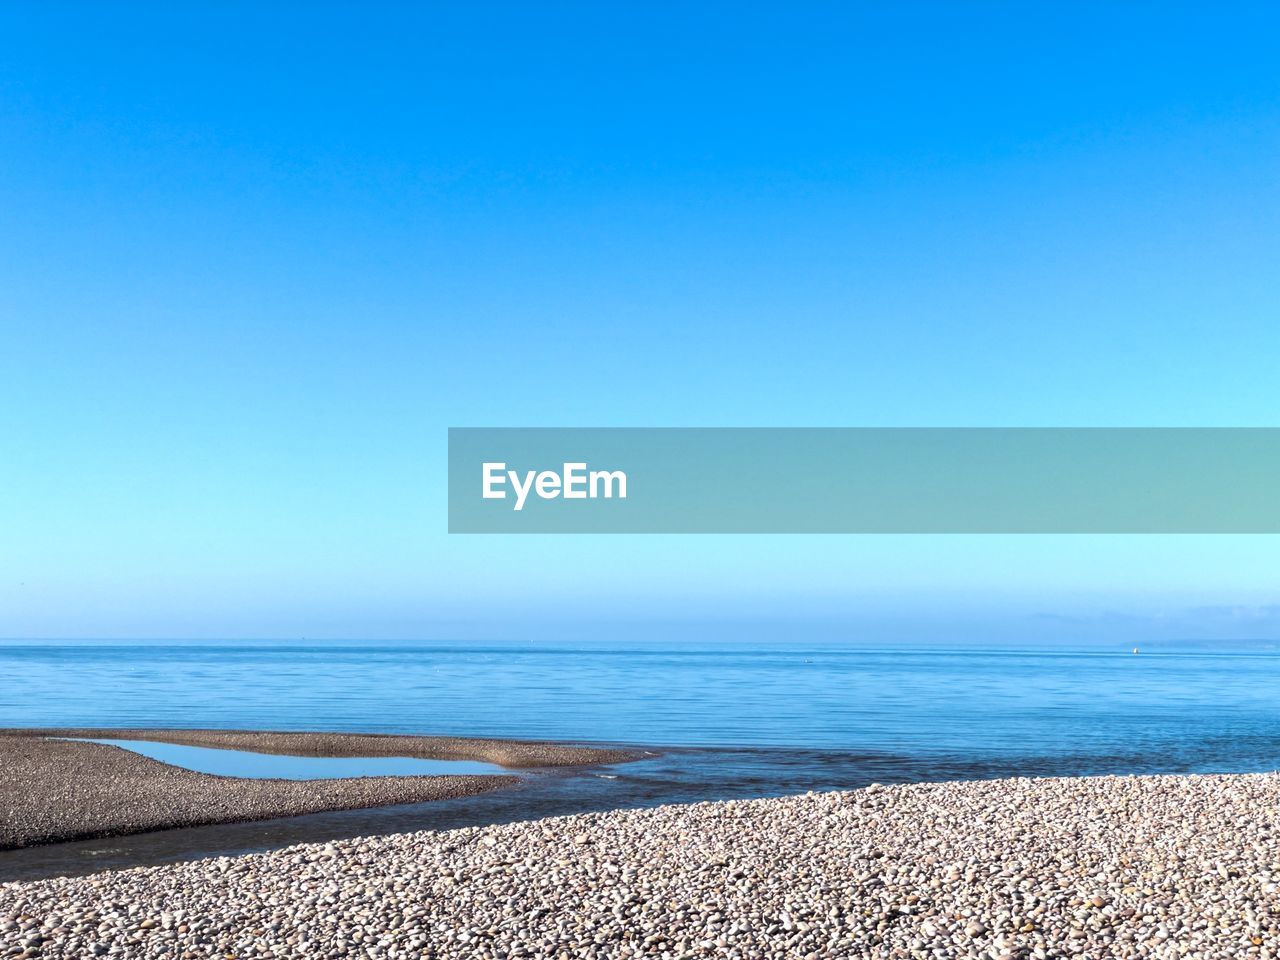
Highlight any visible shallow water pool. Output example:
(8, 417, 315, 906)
(72, 738, 509, 779)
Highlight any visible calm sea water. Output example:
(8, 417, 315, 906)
(5, 638, 1280, 764)
(4, 638, 1280, 878)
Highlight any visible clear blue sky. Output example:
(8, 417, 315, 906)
(2, 3, 1279, 640)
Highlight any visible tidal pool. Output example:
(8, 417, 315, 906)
(71, 738, 508, 779)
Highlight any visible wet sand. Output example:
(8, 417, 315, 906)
(0, 730, 641, 850)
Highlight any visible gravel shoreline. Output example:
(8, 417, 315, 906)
(4, 772, 1278, 958)
(0, 731, 639, 851)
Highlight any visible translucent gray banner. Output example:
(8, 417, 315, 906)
(447, 428, 1280, 533)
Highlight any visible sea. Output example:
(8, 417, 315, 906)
(3, 637, 1279, 879)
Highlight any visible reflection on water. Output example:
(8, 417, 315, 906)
(70, 738, 509, 779)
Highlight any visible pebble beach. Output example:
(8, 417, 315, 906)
(4, 771, 1278, 959)
(0, 731, 639, 850)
